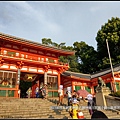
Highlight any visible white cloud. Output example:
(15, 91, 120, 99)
(0, 1, 120, 50)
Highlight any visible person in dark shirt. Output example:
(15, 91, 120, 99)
(91, 110, 108, 120)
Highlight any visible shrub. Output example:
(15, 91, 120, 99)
(114, 90, 120, 97)
(109, 90, 120, 97)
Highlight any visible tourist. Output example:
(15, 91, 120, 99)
(71, 95, 78, 103)
(72, 90, 78, 98)
(57, 86, 64, 106)
(87, 93, 95, 116)
(44, 84, 48, 99)
(41, 84, 47, 99)
(35, 86, 39, 98)
(27, 87, 32, 98)
(39, 88, 43, 98)
(66, 90, 72, 106)
(69, 98, 79, 119)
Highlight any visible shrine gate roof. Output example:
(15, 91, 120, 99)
(0, 32, 75, 56)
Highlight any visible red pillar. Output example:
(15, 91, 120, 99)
(32, 82, 36, 98)
(58, 73, 60, 90)
(91, 86, 95, 95)
(72, 81, 74, 93)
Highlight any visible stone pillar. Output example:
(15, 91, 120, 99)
(96, 86, 111, 106)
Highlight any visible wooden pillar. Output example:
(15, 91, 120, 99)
(16, 61, 24, 98)
(72, 81, 74, 93)
(58, 73, 60, 90)
(15, 68, 21, 98)
(91, 86, 95, 95)
(44, 72, 47, 85)
(43, 65, 50, 85)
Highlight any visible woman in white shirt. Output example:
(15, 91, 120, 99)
(58, 88, 64, 106)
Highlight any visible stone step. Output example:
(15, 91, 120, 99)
(0, 113, 58, 118)
(0, 111, 54, 114)
(0, 107, 53, 110)
(0, 106, 54, 109)
(0, 110, 55, 114)
(1, 114, 70, 119)
(0, 113, 57, 117)
(0, 104, 54, 106)
(0, 100, 53, 104)
(3, 105, 53, 108)
(0, 98, 119, 119)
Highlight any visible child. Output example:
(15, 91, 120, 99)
(69, 99, 79, 119)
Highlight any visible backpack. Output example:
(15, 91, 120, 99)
(77, 111, 85, 119)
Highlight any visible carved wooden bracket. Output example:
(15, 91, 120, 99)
(43, 65, 50, 72)
(58, 67, 68, 73)
(58, 67, 64, 74)
(16, 61, 24, 69)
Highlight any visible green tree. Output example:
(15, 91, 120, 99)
(73, 41, 99, 74)
(41, 38, 80, 72)
(57, 45, 80, 72)
(96, 17, 120, 69)
(42, 38, 52, 45)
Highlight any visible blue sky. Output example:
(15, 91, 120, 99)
(0, 1, 120, 50)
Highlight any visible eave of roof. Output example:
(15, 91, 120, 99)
(62, 71, 91, 79)
(0, 32, 75, 56)
(91, 63, 120, 79)
(62, 63, 120, 80)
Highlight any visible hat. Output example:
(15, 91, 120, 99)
(72, 99, 78, 104)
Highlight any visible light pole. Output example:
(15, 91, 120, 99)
(106, 39, 116, 92)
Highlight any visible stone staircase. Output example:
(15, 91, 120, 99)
(0, 98, 71, 119)
(0, 97, 119, 119)
(48, 97, 120, 119)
